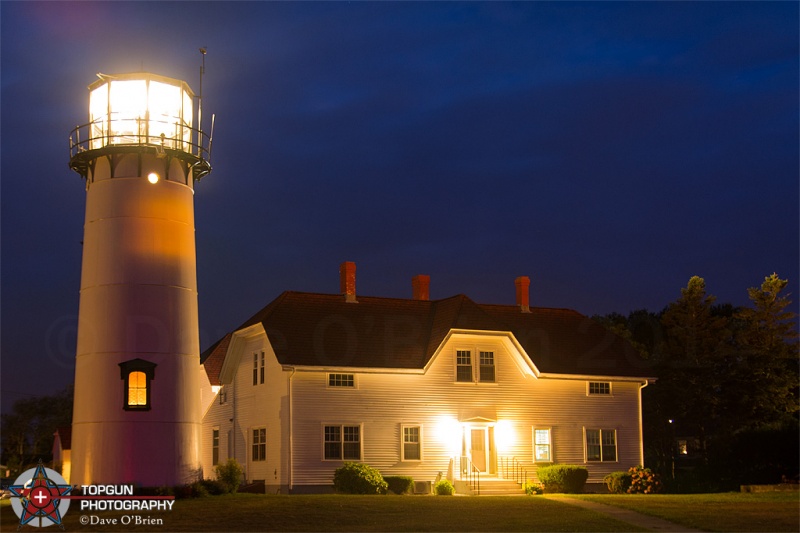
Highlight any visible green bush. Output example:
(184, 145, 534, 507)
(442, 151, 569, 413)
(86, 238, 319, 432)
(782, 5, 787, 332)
(604, 471, 633, 494)
(628, 466, 662, 494)
(333, 462, 388, 494)
(523, 481, 544, 495)
(199, 478, 230, 495)
(537, 465, 589, 493)
(215, 458, 243, 493)
(384, 476, 414, 495)
(434, 479, 455, 495)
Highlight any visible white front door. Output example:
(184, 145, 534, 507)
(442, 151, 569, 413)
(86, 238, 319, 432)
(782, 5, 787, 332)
(470, 428, 487, 472)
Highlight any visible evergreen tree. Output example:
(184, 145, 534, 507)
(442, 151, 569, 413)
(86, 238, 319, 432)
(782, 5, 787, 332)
(734, 273, 799, 427)
(659, 276, 730, 462)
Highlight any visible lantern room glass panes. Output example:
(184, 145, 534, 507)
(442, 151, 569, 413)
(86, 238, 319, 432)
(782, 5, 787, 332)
(87, 74, 193, 153)
(147, 81, 181, 146)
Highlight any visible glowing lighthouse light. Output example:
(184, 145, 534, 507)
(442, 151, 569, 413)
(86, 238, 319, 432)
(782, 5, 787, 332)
(68, 70, 212, 487)
(87, 73, 194, 153)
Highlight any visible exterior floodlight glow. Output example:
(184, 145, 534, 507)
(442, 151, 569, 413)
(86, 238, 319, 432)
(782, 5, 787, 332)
(147, 172, 160, 184)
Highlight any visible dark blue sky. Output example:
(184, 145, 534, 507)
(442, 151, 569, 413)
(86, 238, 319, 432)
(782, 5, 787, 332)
(2, 1, 798, 409)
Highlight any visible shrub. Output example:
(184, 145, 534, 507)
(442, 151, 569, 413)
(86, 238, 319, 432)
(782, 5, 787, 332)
(384, 476, 414, 495)
(333, 462, 388, 494)
(627, 466, 662, 494)
(604, 471, 633, 494)
(199, 478, 230, 495)
(215, 458, 243, 493)
(524, 481, 544, 495)
(434, 479, 455, 495)
(537, 465, 589, 493)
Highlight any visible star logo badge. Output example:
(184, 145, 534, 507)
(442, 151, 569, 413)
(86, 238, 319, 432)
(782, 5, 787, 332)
(8, 461, 72, 529)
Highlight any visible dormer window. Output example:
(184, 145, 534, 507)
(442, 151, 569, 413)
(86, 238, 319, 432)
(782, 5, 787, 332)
(456, 349, 496, 383)
(119, 359, 156, 411)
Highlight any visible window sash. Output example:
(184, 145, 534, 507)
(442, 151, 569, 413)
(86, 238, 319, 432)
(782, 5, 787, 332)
(128, 371, 147, 406)
(403, 426, 421, 461)
(260, 352, 265, 384)
(328, 373, 355, 387)
(324, 425, 360, 460)
(456, 350, 472, 382)
(533, 428, 551, 462)
(479, 351, 495, 382)
(586, 429, 616, 462)
(589, 382, 611, 395)
(252, 428, 266, 461)
(212, 429, 220, 465)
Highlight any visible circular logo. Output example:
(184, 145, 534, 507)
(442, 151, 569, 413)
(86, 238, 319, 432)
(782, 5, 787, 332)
(9, 463, 72, 528)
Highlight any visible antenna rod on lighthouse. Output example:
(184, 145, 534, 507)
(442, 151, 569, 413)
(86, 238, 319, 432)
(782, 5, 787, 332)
(198, 47, 207, 157)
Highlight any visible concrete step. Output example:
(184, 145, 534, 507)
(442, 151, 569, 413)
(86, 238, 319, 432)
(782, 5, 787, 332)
(474, 478, 526, 496)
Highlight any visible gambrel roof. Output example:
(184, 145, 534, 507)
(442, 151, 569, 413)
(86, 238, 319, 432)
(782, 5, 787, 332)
(201, 291, 654, 382)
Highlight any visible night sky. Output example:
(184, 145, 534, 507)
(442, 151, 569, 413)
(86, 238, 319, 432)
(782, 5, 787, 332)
(2, 2, 798, 410)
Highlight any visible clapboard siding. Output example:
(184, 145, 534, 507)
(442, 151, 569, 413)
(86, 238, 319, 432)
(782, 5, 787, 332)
(202, 329, 647, 489)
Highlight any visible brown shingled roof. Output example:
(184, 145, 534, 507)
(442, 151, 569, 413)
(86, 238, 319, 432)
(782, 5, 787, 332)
(203, 291, 654, 379)
(200, 332, 232, 386)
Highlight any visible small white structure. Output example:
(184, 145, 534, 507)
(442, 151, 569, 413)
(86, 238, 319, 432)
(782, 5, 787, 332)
(200, 263, 655, 493)
(68, 73, 211, 486)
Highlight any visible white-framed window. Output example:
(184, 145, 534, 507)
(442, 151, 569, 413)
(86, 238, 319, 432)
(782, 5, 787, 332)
(323, 424, 361, 461)
(456, 348, 497, 383)
(328, 373, 355, 388)
(212, 428, 220, 466)
(252, 427, 266, 462)
(588, 381, 611, 395)
(402, 425, 422, 461)
(479, 351, 496, 382)
(219, 389, 227, 405)
(253, 352, 265, 385)
(585, 429, 617, 462)
(533, 428, 552, 462)
(456, 350, 472, 382)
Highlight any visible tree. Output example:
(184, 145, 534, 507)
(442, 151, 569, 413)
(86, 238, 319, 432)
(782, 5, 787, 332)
(734, 273, 799, 427)
(659, 276, 730, 463)
(0, 385, 73, 477)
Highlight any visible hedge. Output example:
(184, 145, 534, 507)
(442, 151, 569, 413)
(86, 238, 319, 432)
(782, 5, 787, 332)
(537, 465, 589, 493)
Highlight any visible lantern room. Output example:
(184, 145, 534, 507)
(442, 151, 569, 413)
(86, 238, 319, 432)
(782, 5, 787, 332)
(69, 72, 211, 181)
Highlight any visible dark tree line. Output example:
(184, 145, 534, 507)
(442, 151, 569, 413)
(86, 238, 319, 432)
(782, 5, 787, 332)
(1, 385, 73, 478)
(597, 273, 799, 491)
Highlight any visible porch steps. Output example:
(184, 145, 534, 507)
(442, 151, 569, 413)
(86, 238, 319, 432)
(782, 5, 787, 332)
(475, 478, 526, 496)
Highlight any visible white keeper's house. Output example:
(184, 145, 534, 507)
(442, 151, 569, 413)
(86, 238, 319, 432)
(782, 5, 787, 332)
(199, 262, 656, 494)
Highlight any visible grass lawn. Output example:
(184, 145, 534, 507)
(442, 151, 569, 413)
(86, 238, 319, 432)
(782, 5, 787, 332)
(1, 494, 640, 532)
(3, 492, 798, 532)
(573, 492, 800, 532)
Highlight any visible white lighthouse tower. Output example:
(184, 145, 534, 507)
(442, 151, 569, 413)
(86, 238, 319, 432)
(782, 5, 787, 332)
(68, 72, 211, 486)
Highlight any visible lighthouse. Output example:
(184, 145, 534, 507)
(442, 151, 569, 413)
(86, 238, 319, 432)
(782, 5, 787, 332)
(68, 72, 211, 486)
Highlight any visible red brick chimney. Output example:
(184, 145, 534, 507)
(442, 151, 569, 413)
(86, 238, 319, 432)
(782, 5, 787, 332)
(412, 274, 430, 301)
(339, 261, 357, 303)
(515, 276, 531, 313)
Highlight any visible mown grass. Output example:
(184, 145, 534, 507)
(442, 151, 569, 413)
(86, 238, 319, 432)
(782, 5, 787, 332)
(3, 492, 798, 532)
(574, 492, 800, 532)
(1, 493, 639, 532)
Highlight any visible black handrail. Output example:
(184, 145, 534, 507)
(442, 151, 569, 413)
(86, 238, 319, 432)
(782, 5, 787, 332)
(459, 455, 480, 495)
(500, 456, 527, 486)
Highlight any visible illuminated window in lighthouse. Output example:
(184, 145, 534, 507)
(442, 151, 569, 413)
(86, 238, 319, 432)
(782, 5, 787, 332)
(119, 359, 156, 411)
(128, 372, 147, 406)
